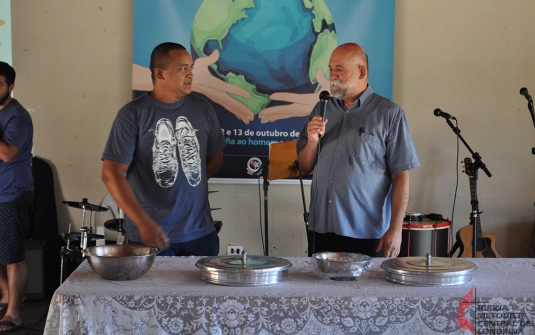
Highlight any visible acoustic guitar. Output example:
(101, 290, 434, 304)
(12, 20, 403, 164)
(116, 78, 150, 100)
(454, 157, 501, 258)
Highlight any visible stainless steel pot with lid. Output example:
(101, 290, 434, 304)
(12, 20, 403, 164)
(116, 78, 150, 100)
(196, 252, 292, 286)
(381, 254, 477, 286)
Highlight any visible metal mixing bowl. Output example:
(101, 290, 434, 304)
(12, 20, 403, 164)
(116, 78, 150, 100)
(83, 245, 159, 281)
(311, 252, 372, 281)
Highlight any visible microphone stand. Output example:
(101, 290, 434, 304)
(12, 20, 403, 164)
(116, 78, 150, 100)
(262, 162, 269, 256)
(308, 135, 325, 256)
(445, 119, 492, 178)
(254, 161, 270, 256)
(526, 95, 535, 131)
(521, 92, 535, 256)
(294, 160, 312, 256)
(532, 100, 535, 257)
(528, 100, 535, 155)
(267, 140, 308, 256)
(444, 119, 492, 257)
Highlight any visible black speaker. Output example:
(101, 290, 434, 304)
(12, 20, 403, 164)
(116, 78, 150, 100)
(24, 239, 46, 300)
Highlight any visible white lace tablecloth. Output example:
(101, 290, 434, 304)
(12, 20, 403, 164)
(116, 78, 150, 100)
(44, 257, 535, 335)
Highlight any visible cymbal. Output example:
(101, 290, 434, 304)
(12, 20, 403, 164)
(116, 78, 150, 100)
(210, 208, 221, 211)
(104, 219, 124, 232)
(61, 232, 105, 241)
(62, 198, 108, 212)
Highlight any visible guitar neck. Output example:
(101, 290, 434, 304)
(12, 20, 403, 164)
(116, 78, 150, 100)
(468, 169, 483, 240)
(460, 157, 501, 258)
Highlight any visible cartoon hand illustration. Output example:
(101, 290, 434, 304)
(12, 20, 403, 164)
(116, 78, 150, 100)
(132, 63, 154, 91)
(258, 68, 330, 123)
(192, 50, 255, 124)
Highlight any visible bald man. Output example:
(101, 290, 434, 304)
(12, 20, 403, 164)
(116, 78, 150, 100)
(297, 43, 420, 258)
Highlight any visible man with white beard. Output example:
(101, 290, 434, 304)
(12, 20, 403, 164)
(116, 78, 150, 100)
(297, 43, 420, 258)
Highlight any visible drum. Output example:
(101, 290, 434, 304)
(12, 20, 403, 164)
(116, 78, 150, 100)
(399, 218, 452, 257)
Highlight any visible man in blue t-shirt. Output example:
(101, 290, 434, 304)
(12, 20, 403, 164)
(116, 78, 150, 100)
(0, 61, 34, 333)
(297, 43, 420, 258)
(102, 42, 226, 255)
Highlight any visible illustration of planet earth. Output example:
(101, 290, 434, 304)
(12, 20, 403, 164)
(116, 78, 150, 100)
(191, 0, 337, 115)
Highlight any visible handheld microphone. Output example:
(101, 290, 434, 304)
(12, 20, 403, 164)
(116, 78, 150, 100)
(520, 87, 532, 102)
(434, 108, 456, 120)
(319, 91, 330, 121)
(318, 91, 330, 138)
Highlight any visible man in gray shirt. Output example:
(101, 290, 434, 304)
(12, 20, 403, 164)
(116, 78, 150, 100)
(102, 43, 226, 255)
(297, 43, 419, 258)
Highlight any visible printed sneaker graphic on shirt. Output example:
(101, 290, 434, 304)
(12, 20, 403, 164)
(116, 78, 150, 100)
(175, 116, 201, 187)
(152, 118, 178, 187)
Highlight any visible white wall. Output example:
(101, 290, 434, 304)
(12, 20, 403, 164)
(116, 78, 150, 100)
(11, 0, 535, 257)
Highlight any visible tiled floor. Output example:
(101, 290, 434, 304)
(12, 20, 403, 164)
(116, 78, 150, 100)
(0, 297, 51, 335)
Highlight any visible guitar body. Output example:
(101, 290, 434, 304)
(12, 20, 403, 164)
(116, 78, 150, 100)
(453, 157, 502, 259)
(456, 225, 501, 258)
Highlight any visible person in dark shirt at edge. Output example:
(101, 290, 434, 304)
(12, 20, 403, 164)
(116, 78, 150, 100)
(0, 61, 34, 333)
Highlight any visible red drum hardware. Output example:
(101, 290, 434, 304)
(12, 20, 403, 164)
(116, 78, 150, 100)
(399, 212, 452, 257)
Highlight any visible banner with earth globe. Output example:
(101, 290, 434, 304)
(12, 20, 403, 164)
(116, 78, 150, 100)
(132, 0, 395, 181)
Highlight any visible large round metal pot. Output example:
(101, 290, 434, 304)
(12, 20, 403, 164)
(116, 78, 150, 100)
(83, 244, 159, 281)
(196, 253, 292, 286)
(381, 254, 477, 286)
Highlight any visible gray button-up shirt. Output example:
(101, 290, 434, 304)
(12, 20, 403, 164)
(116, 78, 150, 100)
(297, 86, 420, 239)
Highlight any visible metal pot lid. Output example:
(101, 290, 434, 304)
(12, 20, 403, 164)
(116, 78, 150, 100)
(196, 254, 291, 272)
(404, 211, 424, 221)
(196, 252, 292, 286)
(381, 254, 477, 286)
